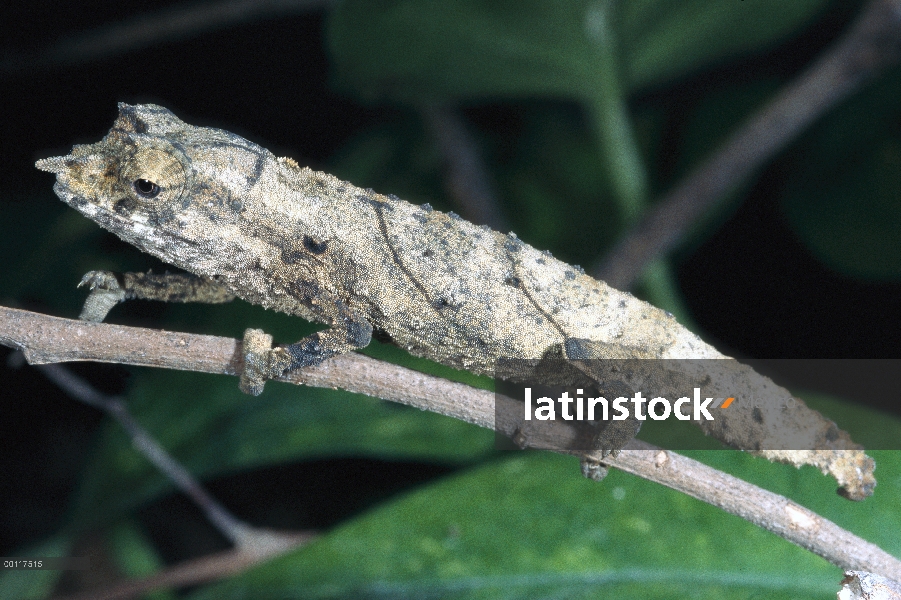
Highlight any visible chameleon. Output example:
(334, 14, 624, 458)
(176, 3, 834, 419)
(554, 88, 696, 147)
(34, 104, 877, 492)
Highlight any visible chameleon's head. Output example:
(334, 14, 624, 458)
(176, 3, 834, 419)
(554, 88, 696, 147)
(36, 103, 270, 271)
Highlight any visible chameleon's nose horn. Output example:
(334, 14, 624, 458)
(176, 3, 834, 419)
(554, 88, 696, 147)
(35, 156, 69, 174)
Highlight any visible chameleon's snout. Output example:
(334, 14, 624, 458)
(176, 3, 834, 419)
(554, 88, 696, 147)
(36, 151, 108, 176)
(35, 149, 121, 216)
(35, 155, 69, 174)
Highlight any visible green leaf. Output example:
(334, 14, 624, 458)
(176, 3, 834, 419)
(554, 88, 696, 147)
(178, 382, 901, 600)
(183, 450, 888, 600)
(619, 0, 830, 91)
(25, 210, 496, 536)
(782, 68, 901, 280)
(107, 519, 177, 600)
(327, 0, 830, 104)
(67, 358, 494, 533)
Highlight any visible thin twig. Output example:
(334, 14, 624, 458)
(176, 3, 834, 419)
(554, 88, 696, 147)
(2, 305, 899, 578)
(1, 0, 334, 74)
(420, 103, 510, 231)
(595, 0, 901, 290)
(24, 359, 298, 556)
(51, 532, 314, 600)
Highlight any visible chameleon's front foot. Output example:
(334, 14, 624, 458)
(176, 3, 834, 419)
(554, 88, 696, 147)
(78, 270, 126, 322)
(239, 329, 294, 396)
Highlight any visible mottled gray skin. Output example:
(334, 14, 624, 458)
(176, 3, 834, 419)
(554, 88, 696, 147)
(36, 104, 716, 456)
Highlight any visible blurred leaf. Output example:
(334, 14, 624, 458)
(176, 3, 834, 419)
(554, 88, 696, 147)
(107, 519, 176, 600)
(176, 375, 901, 600)
(329, 2, 611, 104)
(182, 451, 883, 600)
(619, 0, 830, 91)
(327, 0, 830, 105)
(0, 534, 72, 600)
(67, 364, 494, 533)
(783, 69, 901, 280)
(800, 391, 901, 451)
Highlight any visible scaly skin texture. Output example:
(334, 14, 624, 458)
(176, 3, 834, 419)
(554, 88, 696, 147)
(35, 104, 876, 495)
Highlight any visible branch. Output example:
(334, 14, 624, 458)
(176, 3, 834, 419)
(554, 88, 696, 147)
(2, 305, 899, 578)
(17, 359, 299, 557)
(595, 0, 901, 290)
(1, 0, 334, 74)
(51, 534, 315, 600)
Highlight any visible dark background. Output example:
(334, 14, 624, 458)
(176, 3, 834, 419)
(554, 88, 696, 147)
(1, 0, 898, 587)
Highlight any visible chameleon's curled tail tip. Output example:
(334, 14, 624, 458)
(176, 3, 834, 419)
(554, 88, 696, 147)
(35, 156, 67, 174)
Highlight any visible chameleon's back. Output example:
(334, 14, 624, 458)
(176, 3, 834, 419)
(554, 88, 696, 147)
(36, 103, 714, 377)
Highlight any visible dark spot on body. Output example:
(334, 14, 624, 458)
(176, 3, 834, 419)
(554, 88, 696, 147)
(293, 279, 322, 302)
(504, 241, 520, 252)
(564, 338, 592, 360)
(752, 408, 764, 424)
(414, 214, 427, 223)
(536, 258, 546, 265)
(505, 276, 521, 287)
(70, 196, 88, 208)
(117, 105, 148, 133)
(346, 320, 373, 347)
(387, 194, 399, 201)
(433, 297, 452, 309)
(565, 271, 575, 280)
(422, 203, 433, 212)
(229, 198, 243, 212)
(303, 235, 328, 255)
(336, 186, 346, 193)
(422, 249, 434, 257)
(618, 300, 627, 308)
(573, 265, 585, 275)
(535, 317, 544, 325)
(247, 154, 265, 186)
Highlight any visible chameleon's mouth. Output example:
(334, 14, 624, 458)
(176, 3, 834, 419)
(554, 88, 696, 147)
(36, 151, 145, 239)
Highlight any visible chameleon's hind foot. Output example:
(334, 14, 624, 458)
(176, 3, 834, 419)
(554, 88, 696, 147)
(240, 328, 293, 396)
(592, 417, 642, 458)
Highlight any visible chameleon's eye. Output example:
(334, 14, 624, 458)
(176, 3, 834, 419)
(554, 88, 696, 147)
(133, 179, 161, 198)
(120, 144, 187, 204)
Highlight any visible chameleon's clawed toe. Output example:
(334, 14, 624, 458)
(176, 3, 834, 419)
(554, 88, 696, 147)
(78, 270, 125, 322)
(580, 457, 610, 482)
